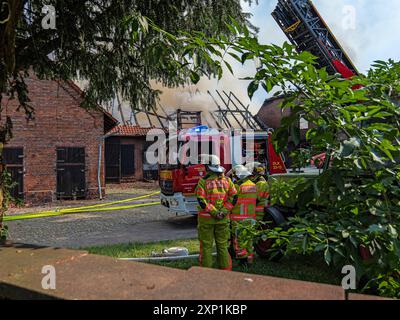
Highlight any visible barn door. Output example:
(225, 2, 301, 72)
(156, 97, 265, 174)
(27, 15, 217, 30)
(120, 145, 135, 177)
(105, 142, 120, 183)
(56, 147, 86, 199)
(2, 148, 24, 200)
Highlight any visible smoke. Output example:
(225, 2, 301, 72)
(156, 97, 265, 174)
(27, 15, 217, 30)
(114, 0, 400, 128)
(150, 59, 257, 128)
(114, 58, 259, 129)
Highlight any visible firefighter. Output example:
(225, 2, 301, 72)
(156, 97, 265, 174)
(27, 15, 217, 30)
(195, 154, 237, 270)
(245, 162, 269, 221)
(230, 165, 257, 264)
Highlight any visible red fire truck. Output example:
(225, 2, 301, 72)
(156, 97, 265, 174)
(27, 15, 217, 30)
(159, 126, 287, 215)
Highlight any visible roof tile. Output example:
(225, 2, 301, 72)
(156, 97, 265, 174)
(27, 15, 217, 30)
(108, 125, 156, 137)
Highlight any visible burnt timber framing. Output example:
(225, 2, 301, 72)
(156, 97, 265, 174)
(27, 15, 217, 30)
(208, 90, 268, 131)
(119, 90, 266, 132)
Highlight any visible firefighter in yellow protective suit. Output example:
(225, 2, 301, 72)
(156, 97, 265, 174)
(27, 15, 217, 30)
(195, 154, 237, 270)
(230, 165, 258, 264)
(245, 162, 269, 221)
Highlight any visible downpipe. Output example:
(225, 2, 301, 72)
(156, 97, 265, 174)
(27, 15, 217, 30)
(97, 133, 117, 200)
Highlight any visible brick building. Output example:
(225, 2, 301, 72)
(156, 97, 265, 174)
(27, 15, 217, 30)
(257, 95, 310, 139)
(257, 96, 290, 129)
(105, 125, 158, 183)
(0, 75, 117, 204)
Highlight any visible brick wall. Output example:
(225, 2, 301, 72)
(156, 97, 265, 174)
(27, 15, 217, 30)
(256, 97, 291, 129)
(0, 75, 106, 205)
(257, 96, 310, 140)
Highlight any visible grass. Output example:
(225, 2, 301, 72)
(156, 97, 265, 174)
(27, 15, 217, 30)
(85, 239, 342, 286)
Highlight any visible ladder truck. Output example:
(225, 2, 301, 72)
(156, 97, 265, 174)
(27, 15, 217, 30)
(253, 0, 362, 258)
(272, 0, 358, 78)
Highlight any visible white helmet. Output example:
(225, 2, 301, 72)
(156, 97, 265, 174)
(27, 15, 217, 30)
(232, 165, 252, 180)
(199, 154, 225, 173)
(245, 162, 266, 175)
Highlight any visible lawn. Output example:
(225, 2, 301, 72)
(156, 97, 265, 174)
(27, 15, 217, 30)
(85, 239, 342, 286)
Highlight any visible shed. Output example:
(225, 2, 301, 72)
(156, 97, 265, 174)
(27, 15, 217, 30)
(105, 125, 159, 183)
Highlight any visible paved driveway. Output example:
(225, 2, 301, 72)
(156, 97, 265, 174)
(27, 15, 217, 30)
(6, 200, 198, 248)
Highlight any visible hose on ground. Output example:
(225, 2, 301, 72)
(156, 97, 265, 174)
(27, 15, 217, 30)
(119, 253, 216, 262)
(4, 192, 161, 222)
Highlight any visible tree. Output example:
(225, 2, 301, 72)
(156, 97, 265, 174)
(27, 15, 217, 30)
(0, 0, 258, 240)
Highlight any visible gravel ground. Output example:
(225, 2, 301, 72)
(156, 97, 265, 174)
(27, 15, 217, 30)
(5, 184, 198, 248)
(7, 206, 198, 248)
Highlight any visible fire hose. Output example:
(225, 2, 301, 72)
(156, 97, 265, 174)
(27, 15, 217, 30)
(4, 191, 161, 222)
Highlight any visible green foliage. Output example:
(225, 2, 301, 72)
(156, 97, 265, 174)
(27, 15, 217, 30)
(0, 167, 16, 239)
(1, 0, 257, 112)
(172, 22, 400, 297)
(0, 224, 8, 242)
(268, 177, 307, 207)
(289, 148, 312, 172)
(0, 167, 17, 209)
(374, 271, 400, 299)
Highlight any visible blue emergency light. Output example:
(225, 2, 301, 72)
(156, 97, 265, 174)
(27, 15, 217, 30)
(188, 125, 209, 133)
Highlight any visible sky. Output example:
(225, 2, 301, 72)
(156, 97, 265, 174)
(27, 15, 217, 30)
(116, 0, 400, 126)
(239, 0, 400, 108)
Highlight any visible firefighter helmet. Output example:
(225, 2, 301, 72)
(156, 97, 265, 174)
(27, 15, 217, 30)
(199, 154, 225, 173)
(232, 165, 252, 180)
(245, 162, 266, 175)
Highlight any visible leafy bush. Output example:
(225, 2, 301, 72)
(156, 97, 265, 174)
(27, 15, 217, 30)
(0, 168, 15, 242)
(289, 148, 312, 172)
(268, 176, 307, 208)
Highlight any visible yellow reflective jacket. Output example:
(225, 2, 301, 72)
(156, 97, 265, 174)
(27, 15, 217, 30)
(231, 178, 257, 221)
(195, 173, 237, 223)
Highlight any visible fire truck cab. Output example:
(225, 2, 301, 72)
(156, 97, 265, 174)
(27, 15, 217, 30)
(159, 126, 286, 215)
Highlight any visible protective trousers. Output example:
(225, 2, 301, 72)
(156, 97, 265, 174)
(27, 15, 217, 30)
(198, 221, 232, 270)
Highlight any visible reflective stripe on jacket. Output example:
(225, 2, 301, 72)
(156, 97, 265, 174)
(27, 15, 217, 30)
(231, 178, 257, 220)
(195, 173, 237, 222)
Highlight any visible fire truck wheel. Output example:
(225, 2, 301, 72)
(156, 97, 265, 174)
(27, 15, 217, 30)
(254, 206, 286, 261)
